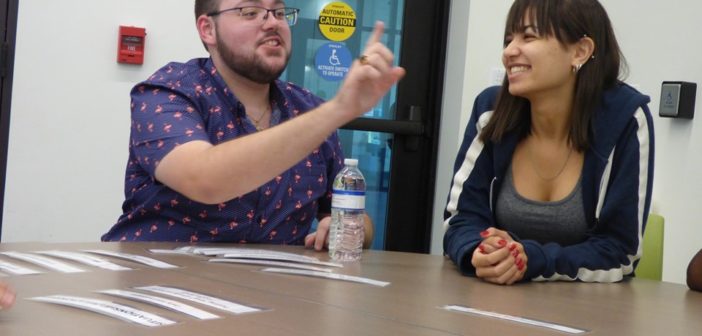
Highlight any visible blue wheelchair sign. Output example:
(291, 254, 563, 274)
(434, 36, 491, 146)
(314, 43, 352, 81)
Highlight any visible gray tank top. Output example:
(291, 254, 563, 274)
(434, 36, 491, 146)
(495, 165, 588, 246)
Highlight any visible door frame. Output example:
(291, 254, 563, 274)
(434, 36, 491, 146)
(0, 0, 19, 240)
(341, 0, 450, 253)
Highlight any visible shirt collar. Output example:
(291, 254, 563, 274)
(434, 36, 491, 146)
(204, 57, 293, 120)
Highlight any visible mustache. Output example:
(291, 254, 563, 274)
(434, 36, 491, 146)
(257, 32, 283, 45)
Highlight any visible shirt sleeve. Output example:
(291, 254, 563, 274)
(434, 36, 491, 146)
(443, 87, 501, 275)
(129, 83, 210, 177)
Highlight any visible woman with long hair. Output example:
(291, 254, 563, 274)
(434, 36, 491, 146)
(444, 0, 654, 284)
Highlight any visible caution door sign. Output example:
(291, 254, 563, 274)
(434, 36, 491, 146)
(318, 2, 357, 42)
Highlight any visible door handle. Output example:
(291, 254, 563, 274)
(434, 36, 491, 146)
(341, 106, 425, 152)
(340, 118, 423, 136)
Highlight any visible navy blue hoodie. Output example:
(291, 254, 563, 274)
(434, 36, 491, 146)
(444, 83, 654, 282)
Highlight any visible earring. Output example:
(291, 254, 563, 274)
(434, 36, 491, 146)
(572, 64, 583, 74)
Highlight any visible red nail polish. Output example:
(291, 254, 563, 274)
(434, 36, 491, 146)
(511, 249, 519, 258)
(498, 239, 507, 247)
(480, 230, 490, 238)
(478, 244, 486, 254)
(517, 263, 525, 271)
(515, 257, 523, 265)
(509, 243, 517, 251)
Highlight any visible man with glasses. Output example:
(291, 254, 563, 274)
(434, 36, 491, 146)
(102, 0, 404, 249)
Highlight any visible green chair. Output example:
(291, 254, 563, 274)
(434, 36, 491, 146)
(636, 213, 664, 280)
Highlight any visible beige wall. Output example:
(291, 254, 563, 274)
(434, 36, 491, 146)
(3, 1, 205, 242)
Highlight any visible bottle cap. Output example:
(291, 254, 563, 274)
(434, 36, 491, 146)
(344, 158, 358, 166)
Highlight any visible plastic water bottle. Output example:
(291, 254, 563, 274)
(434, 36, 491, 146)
(329, 158, 366, 261)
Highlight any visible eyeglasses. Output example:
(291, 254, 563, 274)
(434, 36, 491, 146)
(207, 6, 300, 26)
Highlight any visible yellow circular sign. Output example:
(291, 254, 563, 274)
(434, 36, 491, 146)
(318, 2, 357, 42)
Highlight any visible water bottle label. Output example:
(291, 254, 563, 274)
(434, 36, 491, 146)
(332, 190, 365, 210)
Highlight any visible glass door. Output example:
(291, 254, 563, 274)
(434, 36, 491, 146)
(282, 0, 449, 253)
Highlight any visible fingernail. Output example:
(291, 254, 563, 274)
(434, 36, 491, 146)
(480, 230, 490, 238)
(517, 263, 525, 271)
(509, 243, 517, 251)
(515, 257, 523, 266)
(511, 249, 519, 258)
(498, 239, 507, 247)
(478, 244, 486, 254)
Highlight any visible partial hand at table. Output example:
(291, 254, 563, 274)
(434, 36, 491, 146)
(471, 227, 527, 285)
(0, 282, 15, 310)
(304, 216, 332, 251)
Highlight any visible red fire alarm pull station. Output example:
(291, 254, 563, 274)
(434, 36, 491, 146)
(117, 26, 146, 65)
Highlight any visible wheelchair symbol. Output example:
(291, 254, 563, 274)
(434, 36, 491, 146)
(665, 91, 674, 105)
(329, 49, 340, 66)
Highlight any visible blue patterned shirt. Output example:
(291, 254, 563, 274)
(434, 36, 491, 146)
(103, 58, 345, 244)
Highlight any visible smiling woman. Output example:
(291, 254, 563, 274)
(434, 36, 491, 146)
(443, 0, 655, 285)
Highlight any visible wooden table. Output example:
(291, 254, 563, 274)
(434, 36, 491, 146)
(0, 242, 700, 335)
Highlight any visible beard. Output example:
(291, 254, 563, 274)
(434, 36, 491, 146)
(216, 33, 291, 84)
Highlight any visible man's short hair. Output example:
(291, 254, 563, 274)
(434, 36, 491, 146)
(194, 0, 221, 51)
(195, 0, 220, 21)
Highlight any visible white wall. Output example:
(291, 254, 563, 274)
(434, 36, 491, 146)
(4, 0, 702, 285)
(433, 0, 702, 284)
(2, 0, 205, 242)
(602, 0, 702, 284)
(431, 0, 511, 256)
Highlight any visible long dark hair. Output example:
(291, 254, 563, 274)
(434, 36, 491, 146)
(480, 0, 626, 151)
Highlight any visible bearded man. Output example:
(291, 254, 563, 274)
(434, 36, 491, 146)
(103, 0, 404, 248)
